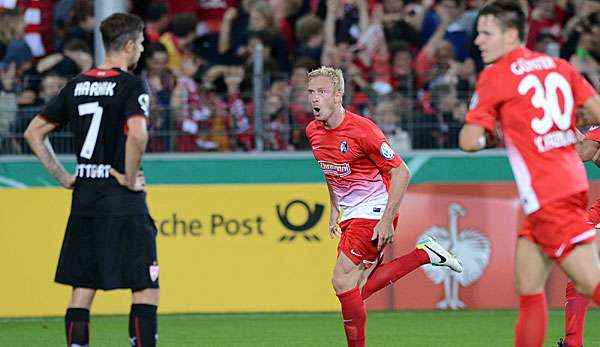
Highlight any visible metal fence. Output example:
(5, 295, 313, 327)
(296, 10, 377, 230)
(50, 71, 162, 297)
(0, 93, 469, 155)
(0, 47, 473, 155)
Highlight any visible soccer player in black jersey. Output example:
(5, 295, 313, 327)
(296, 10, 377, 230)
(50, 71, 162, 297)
(25, 13, 159, 347)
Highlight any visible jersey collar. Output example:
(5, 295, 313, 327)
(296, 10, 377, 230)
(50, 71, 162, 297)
(84, 68, 122, 78)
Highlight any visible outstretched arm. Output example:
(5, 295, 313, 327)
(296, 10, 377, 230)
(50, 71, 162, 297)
(24, 116, 75, 188)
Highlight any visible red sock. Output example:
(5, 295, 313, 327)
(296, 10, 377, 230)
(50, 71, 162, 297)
(564, 280, 589, 347)
(515, 292, 547, 347)
(361, 249, 429, 300)
(336, 287, 366, 347)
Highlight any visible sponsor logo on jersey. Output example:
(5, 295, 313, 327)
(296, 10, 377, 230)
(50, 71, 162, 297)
(589, 125, 600, 132)
(380, 143, 395, 160)
(74, 81, 117, 96)
(510, 57, 556, 76)
(75, 164, 112, 178)
(318, 161, 351, 177)
(340, 141, 348, 153)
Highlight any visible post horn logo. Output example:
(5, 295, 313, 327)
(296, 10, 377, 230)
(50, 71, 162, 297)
(276, 200, 324, 242)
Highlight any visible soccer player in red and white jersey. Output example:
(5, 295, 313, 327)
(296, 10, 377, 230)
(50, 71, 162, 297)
(558, 128, 600, 347)
(459, 1, 600, 346)
(306, 66, 463, 347)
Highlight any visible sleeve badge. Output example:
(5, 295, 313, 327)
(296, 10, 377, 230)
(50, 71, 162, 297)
(380, 142, 395, 160)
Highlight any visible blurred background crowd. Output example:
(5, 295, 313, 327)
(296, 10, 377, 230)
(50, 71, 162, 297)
(0, 0, 599, 154)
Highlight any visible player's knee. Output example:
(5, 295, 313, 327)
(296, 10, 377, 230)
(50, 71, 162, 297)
(514, 274, 543, 295)
(132, 288, 160, 306)
(69, 288, 95, 309)
(332, 274, 353, 293)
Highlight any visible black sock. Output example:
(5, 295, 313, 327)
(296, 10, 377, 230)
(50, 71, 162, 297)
(129, 304, 158, 347)
(65, 308, 90, 347)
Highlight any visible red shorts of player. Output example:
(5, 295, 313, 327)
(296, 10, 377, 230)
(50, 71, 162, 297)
(518, 191, 596, 262)
(587, 198, 600, 228)
(337, 216, 399, 268)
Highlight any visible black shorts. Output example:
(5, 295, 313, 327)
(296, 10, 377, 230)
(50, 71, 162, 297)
(55, 214, 159, 290)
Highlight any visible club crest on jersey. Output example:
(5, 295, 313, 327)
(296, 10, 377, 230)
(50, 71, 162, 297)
(149, 263, 159, 282)
(380, 143, 395, 160)
(318, 160, 351, 177)
(340, 141, 348, 153)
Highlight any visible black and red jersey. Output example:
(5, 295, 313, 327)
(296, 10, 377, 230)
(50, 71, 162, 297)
(40, 67, 151, 216)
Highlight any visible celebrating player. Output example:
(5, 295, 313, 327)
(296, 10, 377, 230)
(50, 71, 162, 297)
(306, 66, 463, 347)
(458, 1, 600, 346)
(24, 13, 159, 347)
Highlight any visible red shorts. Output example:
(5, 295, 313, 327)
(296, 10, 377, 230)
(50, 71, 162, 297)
(518, 191, 596, 262)
(587, 198, 600, 228)
(337, 216, 398, 268)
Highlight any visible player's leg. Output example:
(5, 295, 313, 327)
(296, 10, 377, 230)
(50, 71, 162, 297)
(107, 215, 161, 347)
(562, 235, 598, 347)
(360, 236, 462, 300)
(563, 279, 589, 347)
(66, 288, 95, 347)
(359, 248, 427, 299)
(559, 241, 600, 303)
(514, 237, 554, 347)
(130, 288, 160, 347)
(333, 252, 368, 347)
(55, 215, 98, 347)
(334, 219, 382, 347)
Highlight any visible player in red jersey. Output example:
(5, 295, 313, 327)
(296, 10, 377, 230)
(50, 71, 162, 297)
(578, 127, 600, 228)
(459, 1, 600, 346)
(558, 128, 600, 347)
(306, 66, 463, 347)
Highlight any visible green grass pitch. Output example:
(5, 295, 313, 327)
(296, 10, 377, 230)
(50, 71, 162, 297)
(1, 310, 599, 346)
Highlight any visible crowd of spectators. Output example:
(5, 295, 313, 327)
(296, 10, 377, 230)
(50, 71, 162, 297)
(1, 0, 600, 154)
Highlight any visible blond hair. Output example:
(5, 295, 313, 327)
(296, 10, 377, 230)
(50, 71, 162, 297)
(307, 66, 345, 95)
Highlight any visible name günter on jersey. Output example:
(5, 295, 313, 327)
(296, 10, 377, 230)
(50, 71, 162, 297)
(74, 81, 117, 97)
(510, 56, 555, 76)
